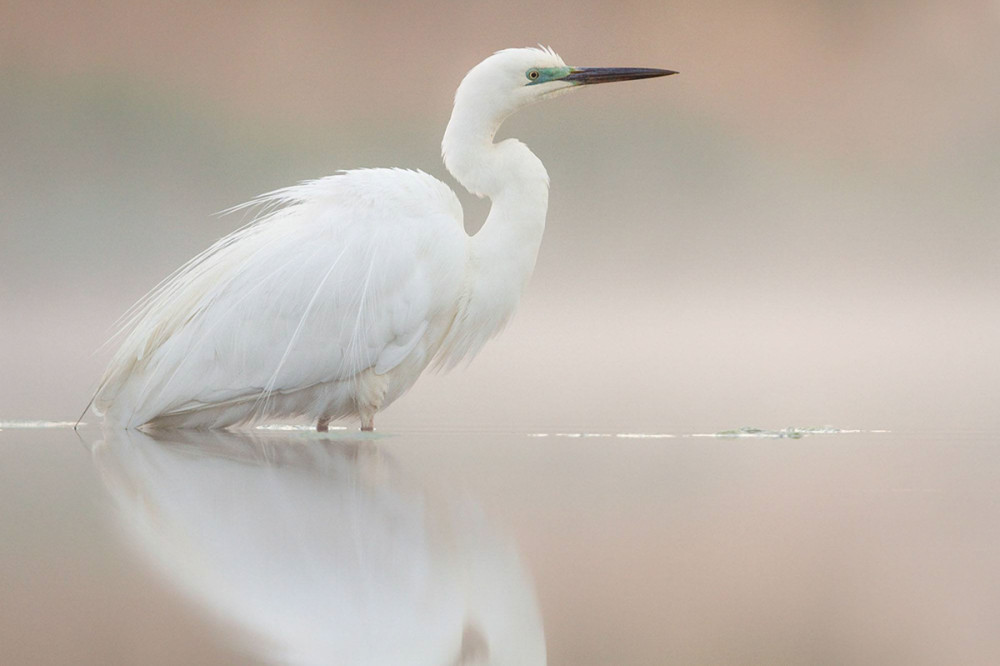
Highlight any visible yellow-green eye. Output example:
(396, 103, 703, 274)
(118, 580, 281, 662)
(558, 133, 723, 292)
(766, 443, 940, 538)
(527, 69, 540, 81)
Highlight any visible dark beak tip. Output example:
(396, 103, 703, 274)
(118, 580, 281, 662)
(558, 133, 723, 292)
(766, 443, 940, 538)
(566, 66, 679, 85)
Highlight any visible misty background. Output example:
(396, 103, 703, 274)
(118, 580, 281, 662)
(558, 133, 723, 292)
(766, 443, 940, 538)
(2, 0, 998, 432)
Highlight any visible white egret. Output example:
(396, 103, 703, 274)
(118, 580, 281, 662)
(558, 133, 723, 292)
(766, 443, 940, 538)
(92, 47, 675, 431)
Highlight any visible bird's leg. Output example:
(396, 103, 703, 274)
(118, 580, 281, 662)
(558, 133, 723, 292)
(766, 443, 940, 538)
(355, 368, 387, 433)
(317, 416, 330, 432)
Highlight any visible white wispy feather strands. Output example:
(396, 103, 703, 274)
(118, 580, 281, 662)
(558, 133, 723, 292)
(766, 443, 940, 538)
(93, 48, 588, 429)
(95, 169, 471, 428)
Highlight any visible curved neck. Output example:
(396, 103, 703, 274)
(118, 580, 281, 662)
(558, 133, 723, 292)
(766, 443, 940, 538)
(437, 96, 551, 362)
(442, 98, 549, 199)
(441, 92, 550, 266)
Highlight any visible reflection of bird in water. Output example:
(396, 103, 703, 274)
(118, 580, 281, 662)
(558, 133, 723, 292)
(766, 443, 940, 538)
(90, 47, 674, 431)
(91, 428, 546, 665)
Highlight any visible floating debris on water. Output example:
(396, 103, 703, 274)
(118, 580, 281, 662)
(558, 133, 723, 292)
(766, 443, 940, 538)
(0, 420, 81, 430)
(702, 426, 869, 439)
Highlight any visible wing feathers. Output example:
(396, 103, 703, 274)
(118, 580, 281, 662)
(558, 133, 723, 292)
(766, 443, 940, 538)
(95, 168, 467, 427)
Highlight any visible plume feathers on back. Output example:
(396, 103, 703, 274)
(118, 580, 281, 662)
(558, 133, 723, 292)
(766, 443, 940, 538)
(94, 168, 466, 428)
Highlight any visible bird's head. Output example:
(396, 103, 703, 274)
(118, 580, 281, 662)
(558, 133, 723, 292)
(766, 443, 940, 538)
(453, 46, 676, 124)
(444, 47, 675, 196)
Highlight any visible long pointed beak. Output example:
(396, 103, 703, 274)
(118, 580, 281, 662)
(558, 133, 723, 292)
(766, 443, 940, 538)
(563, 67, 677, 85)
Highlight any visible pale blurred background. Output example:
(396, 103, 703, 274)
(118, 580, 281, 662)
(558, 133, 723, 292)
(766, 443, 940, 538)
(3, 5, 1000, 662)
(2, 0, 998, 432)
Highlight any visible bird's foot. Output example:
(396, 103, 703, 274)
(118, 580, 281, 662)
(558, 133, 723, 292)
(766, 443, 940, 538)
(317, 417, 330, 432)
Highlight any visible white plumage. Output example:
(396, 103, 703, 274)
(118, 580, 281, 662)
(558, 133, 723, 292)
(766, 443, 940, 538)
(92, 47, 674, 430)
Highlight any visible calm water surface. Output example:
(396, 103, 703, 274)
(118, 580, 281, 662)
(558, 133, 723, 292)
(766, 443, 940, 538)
(1, 424, 998, 665)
